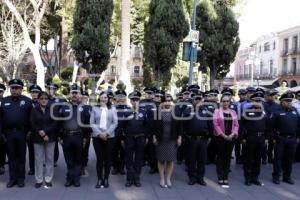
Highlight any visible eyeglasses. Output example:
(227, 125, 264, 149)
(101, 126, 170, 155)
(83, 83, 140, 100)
(284, 99, 293, 103)
(210, 94, 218, 97)
(183, 92, 190, 95)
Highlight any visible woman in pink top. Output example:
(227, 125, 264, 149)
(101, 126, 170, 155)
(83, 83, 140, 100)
(213, 95, 239, 188)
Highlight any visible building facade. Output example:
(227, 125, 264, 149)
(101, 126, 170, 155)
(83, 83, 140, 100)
(105, 44, 143, 83)
(278, 25, 300, 87)
(233, 33, 280, 88)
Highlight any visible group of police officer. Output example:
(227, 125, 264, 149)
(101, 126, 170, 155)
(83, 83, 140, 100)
(1, 78, 300, 188)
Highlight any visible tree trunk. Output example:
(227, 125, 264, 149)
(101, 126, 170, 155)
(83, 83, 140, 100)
(31, 46, 45, 89)
(210, 66, 216, 89)
(120, 0, 132, 93)
(60, 17, 68, 74)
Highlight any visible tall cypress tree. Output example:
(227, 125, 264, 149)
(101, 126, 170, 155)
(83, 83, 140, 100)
(144, 0, 189, 87)
(72, 0, 113, 74)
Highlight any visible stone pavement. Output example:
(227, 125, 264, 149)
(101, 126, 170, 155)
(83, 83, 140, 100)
(1, 146, 300, 200)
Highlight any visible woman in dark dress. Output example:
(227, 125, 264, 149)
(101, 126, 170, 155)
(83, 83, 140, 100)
(153, 94, 182, 188)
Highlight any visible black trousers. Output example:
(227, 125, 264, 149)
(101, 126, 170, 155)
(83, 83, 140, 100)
(112, 136, 125, 171)
(62, 134, 83, 182)
(0, 137, 7, 167)
(234, 134, 242, 162)
(177, 135, 186, 162)
(243, 135, 265, 181)
(186, 138, 207, 181)
(54, 141, 59, 164)
(5, 131, 27, 181)
(93, 137, 115, 180)
(145, 139, 157, 170)
(82, 135, 91, 168)
(273, 136, 297, 179)
(27, 135, 35, 172)
(207, 136, 217, 164)
(216, 137, 234, 180)
(125, 136, 145, 181)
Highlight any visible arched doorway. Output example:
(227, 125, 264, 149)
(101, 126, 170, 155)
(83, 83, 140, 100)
(290, 80, 298, 88)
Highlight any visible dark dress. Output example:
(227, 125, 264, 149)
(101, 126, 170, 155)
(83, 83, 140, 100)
(156, 111, 177, 162)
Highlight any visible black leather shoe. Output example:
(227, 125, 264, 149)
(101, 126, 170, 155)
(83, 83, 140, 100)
(111, 168, 118, 175)
(104, 179, 109, 188)
(17, 180, 25, 188)
(64, 180, 72, 187)
(198, 179, 207, 186)
(45, 182, 52, 187)
(0, 167, 5, 175)
(119, 169, 125, 175)
(272, 178, 280, 184)
(134, 180, 141, 187)
(188, 179, 196, 185)
(95, 180, 102, 188)
(28, 170, 34, 175)
(245, 180, 251, 186)
(35, 182, 43, 188)
(283, 178, 295, 185)
(6, 180, 17, 188)
(251, 179, 263, 186)
(125, 180, 133, 187)
(149, 169, 157, 174)
(73, 181, 80, 187)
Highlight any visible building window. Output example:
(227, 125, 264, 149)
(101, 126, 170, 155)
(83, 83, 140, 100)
(283, 58, 288, 74)
(293, 36, 298, 51)
(273, 41, 276, 50)
(264, 42, 270, 52)
(292, 58, 297, 75)
(134, 66, 140, 76)
(260, 61, 263, 74)
(284, 38, 289, 52)
(270, 60, 273, 75)
(134, 47, 141, 58)
(111, 65, 116, 75)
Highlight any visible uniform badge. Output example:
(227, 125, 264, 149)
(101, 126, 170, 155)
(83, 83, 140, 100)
(65, 109, 71, 112)
(248, 113, 254, 116)
(20, 100, 25, 106)
(4, 103, 11, 106)
(292, 111, 297, 115)
(138, 113, 143, 118)
(55, 99, 59, 103)
(202, 110, 206, 114)
(79, 107, 83, 112)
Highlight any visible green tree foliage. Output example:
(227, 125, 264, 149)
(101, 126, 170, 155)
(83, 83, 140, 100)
(72, 0, 113, 74)
(196, 0, 240, 87)
(131, 0, 149, 45)
(144, 0, 189, 87)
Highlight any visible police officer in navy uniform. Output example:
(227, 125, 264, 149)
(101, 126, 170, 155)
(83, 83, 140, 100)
(205, 89, 219, 164)
(0, 79, 32, 188)
(80, 91, 92, 176)
(175, 86, 193, 165)
(46, 83, 67, 167)
(59, 84, 89, 187)
(27, 84, 42, 176)
(0, 83, 7, 175)
(235, 89, 247, 164)
(183, 89, 212, 186)
(241, 92, 268, 186)
(143, 87, 160, 174)
(112, 90, 129, 175)
(124, 91, 148, 187)
(263, 89, 281, 164)
(271, 92, 300, 185)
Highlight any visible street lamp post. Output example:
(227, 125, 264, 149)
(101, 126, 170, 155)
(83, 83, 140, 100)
(188, 0, 198, 86)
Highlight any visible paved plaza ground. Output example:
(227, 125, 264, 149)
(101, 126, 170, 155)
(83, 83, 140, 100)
(1, 146, 300, 200)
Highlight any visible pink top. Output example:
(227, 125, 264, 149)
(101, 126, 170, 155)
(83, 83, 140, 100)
(213, 108, 239, 137)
